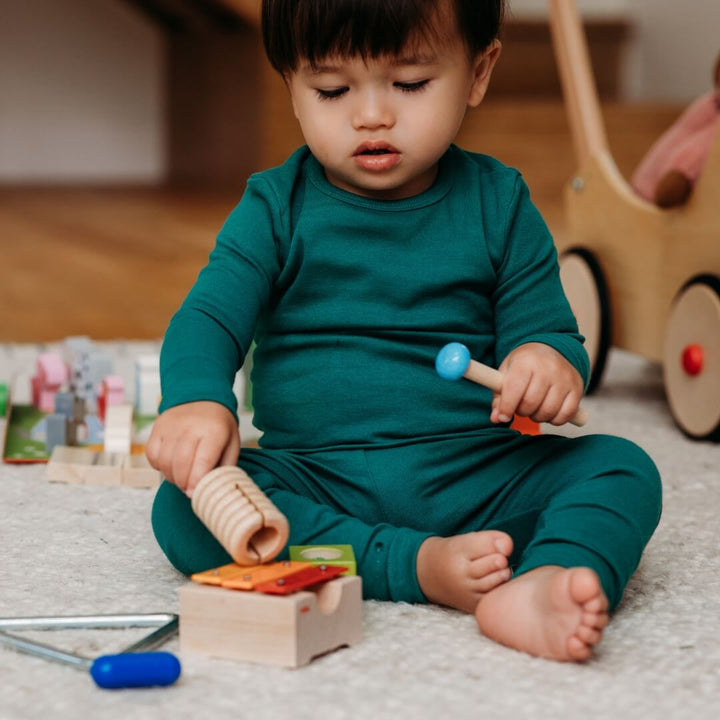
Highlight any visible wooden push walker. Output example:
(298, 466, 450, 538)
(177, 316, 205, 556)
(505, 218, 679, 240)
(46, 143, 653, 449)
(178, 466, 363, 668)
(549, 0, 720, 440)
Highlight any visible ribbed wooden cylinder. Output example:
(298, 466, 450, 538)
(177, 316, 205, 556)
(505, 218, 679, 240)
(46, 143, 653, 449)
(191, 466, 289, 565)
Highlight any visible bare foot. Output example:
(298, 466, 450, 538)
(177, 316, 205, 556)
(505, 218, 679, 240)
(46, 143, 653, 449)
(475, 565, 609, 661)
(416, 531, 513, 613)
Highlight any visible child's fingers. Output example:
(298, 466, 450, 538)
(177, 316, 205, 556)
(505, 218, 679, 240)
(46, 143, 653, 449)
(548, 390, 581, 426)
(219, 430, 241, 468)
(526, 383, 566, 423)
(186, 437, 228, 497)
(171, 434, 201, 494)
(516, 374, 553, 419)
(146, 429, 181, 488)
(495, 367, 532, 422)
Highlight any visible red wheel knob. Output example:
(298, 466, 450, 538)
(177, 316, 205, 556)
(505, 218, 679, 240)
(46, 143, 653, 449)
(681, 344, 704, 376)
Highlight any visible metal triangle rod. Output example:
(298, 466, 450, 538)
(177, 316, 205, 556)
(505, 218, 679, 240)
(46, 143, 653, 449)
(0, 630, 92, 669)
(119, 616, 179, 653)
(0, 613, 177, 631)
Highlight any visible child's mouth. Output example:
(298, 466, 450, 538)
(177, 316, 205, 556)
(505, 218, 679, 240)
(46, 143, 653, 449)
(353, 143, 401, 171)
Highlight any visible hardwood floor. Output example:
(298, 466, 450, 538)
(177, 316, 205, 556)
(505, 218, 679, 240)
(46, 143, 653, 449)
(0, 101, 681, 342)
(1, 187, 238, 342)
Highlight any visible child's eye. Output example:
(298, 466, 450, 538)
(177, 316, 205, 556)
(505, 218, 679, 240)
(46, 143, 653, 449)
(316, 87, 349, 101)
(394, 79, 430, 93)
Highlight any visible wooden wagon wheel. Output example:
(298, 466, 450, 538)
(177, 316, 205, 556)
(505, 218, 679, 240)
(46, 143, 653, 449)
(663, 276, 720, 440)
(558, 247, 612, 394)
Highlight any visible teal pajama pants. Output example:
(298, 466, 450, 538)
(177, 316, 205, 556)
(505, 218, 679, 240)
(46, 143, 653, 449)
(152, 430, 661, 610)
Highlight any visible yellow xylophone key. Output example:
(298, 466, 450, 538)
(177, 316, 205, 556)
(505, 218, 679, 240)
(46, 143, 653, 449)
(190, 562, 264, 586)
(221, 561, 312, 590)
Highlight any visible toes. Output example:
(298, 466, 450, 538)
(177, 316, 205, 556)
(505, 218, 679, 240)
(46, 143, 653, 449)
(568, 568, 609, 614)
(583, 594, 609, 614)
(567, 636, 593, 661)
(576, 624, 603, 646)
(469, 552, 508, 578)
(467, 530, 513, 558)
(475, 567, 512, 593)
(582, 610, 609, 630)
(568, 567, 602, 602)
(491, 532, 514, 557)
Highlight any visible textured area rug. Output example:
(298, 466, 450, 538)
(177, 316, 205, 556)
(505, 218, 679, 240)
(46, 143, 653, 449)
(1, 342, 719, 720)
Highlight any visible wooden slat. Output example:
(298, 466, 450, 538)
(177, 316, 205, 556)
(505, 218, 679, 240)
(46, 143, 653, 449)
(548, 0, 609, 168)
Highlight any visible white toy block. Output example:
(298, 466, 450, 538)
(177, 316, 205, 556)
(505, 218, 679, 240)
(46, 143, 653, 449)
(135, 354, 161, 416)
(103, 404, 133, 455)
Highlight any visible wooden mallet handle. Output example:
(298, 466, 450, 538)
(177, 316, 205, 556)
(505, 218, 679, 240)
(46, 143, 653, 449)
(435, 342, 588, 427)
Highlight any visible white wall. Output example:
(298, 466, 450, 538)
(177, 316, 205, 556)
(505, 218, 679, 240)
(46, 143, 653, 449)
(0, 0, 165, 183)
(513, 0, 719, 101)
(625, 0, 719, 102)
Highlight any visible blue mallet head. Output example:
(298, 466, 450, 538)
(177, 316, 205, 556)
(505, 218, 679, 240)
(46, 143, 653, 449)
(435, 343, 471, 381)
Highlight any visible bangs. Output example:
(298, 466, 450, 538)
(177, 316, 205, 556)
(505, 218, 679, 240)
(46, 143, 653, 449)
(263, 0, 449, 73)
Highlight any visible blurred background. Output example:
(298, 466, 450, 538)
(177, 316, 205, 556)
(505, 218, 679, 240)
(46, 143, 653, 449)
(1, 0, 718, 341)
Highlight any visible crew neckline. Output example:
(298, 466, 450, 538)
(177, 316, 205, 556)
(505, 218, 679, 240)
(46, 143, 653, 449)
(306, 145, 457, 211)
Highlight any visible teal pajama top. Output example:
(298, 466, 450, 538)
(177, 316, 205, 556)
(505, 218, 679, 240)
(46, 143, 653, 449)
(160, 144, 589, 441)
(154, 145, 661, 608)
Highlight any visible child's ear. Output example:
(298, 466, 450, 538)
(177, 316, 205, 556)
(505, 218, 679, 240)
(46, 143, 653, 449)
(468, 39, 502, 108)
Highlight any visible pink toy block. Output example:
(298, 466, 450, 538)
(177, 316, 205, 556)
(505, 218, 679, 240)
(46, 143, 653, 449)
(31, 353, 69, 412)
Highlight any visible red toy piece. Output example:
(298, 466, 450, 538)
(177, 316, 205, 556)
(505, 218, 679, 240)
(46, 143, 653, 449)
(255, 565, 347, 595)
(681, 344, 704, 376)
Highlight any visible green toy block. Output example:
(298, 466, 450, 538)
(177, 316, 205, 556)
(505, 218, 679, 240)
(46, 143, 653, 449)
(289, 544, 357, 576)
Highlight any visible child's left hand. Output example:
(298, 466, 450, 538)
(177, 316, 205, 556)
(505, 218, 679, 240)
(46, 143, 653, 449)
(490, 343, 584, 426)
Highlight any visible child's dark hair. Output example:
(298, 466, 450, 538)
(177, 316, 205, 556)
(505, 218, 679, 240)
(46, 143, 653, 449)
(262, 0, 506, 73)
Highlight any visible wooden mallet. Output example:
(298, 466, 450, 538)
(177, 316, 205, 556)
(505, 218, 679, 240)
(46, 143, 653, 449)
(435, 342, 588, 427)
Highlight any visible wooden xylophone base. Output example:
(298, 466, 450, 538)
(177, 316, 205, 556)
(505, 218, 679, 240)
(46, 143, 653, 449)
(179, 575, 363, 668)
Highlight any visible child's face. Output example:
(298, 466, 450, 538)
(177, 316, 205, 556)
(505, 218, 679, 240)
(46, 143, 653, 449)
(286, 33, 500, 200)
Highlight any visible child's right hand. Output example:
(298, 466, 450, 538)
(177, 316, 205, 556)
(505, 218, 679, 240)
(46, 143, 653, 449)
(145, 401, 241, 497)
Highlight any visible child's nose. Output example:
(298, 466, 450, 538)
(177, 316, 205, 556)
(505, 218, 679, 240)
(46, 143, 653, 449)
(352, 90, 395, 130)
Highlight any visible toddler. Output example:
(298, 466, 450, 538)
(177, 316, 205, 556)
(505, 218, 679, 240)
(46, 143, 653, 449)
(147, 0, 661, 661)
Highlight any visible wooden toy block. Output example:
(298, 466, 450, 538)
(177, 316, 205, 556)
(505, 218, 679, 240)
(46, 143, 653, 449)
(45, 413, 72, 455)
(179, 575, 363, 668)
(47, 446, 161, 487)
(103, 404, 133, 455)
(121, 453, 163, 488)
(32, 352, 69, 412)
(47, 446, 124, 485)
(54, 392, 84, 423)
(134, 354, 161, 417)
(97, 375, 125, 421)
(290, 545, 357, 576)
(191, 466, 289, 565)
